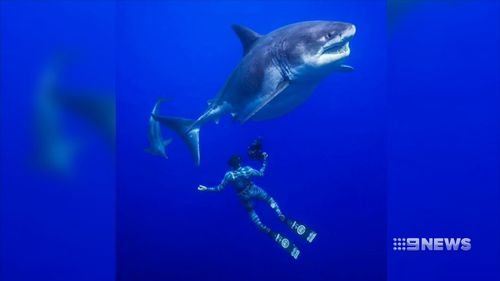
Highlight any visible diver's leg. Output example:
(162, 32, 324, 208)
(242, 199, 272, 235)
(242, 195, 301, 259)
(253, 186, 318, 243)
(253, 186, 286, 222)
(267, 197, 286, 222)
(248, 210, 273, 235)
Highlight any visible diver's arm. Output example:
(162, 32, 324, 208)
(259, 153, 268, 175)
(250, 152, 268, 176)
(199, 172, 231, 192)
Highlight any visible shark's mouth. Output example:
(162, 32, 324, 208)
(306, 25, 355, 67)
(322, 41, 350, 55)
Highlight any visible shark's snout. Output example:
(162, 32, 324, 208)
(329, 22, 356, 46)
(321, 24, 355, 55)
(344, 24, 356, 40)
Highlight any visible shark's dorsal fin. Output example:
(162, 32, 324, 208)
(232, 24, 261, 56)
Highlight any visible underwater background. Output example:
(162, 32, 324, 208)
(1, 1, 499, 281)
(116, 1, 386, 281)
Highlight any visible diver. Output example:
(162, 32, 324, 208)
(197, 138, 317, 259)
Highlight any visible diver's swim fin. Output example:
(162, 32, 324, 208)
(285, 219, 317, 243)
(153, 115, 200, 165)
(270, 232, 300, 260)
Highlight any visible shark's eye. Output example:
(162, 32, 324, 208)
(326, 32, 333, 39)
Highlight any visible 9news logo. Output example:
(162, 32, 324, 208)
(392, 237, 471, 252)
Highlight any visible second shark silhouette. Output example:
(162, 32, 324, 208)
(145, 99, 173, 159)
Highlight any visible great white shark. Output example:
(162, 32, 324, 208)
(154, 21, 356, 165)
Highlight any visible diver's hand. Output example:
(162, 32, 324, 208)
(262, 152, 268, 159)
(197, 185, 208, 191)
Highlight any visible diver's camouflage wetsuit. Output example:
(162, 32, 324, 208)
(206, 158, 285, 235)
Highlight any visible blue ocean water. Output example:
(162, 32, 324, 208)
(388, 1, 500, 281)
(1, 2, 116, 281)
(0, 1, 499, 281)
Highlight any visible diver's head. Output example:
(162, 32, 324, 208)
(228, 154, 242, 170)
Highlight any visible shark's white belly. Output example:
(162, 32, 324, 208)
(251, 82, 316, 121)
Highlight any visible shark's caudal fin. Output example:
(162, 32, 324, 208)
(152, 98, 172, 115)
(144, 138, 173, 158)
(153, 115, 200, 165)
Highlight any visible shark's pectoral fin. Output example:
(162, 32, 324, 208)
(339, 65, 354, 72)
(240, 80, 290, 124)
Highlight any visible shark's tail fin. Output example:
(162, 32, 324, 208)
(153, 115, 200, 165)
(152, 98, 172, 115)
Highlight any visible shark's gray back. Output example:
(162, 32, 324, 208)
(215, 22, 333, 121)
(215, 39, 272, 112)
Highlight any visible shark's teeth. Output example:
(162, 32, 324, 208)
(314, 40, 351, 66)
(324, 42, 349, 55)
